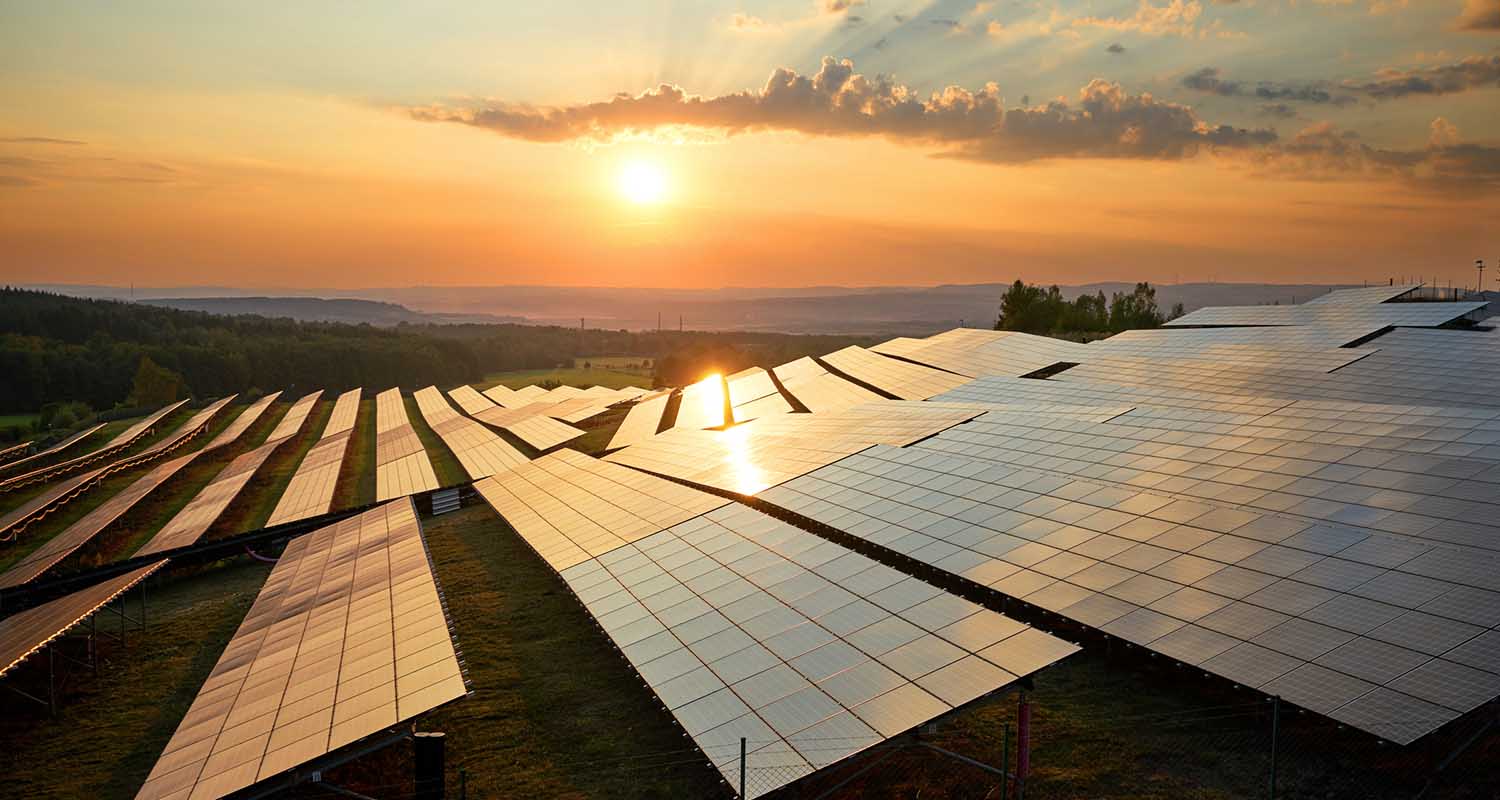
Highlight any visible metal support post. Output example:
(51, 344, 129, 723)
(1269, 695, 1280, 800)
(739, 736, 747, 798)
(414, 731, 445, 800)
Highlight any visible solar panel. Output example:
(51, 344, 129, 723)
(606, 390, 673, 451)
(321, 388, 362, 439)
(0, 560, 165, 679)
(760, 438, 1500, 744)
(136, 499, 466, 800)
(0, 423, 105, 479)
(1167, 300, 1488, 329)
(0, 399, 190, 490)
(1302, 285, 1422, 305)
(0, 398, 230, 543)
(870, 329, 1088, 379)
(0, 396, 238, 589)
(604, 402, 983, 495)
(135, 392, 323, 557)
(673, 374, 732, 430)
(772, 359, 883, 414)
(265, 390, 362, 528)
(482, 384, 549, 408)
(475, 450, 1078, 797)
(818, 346, 973, 400)
(446, 385, 498, 416)
(501, 413, 586, 451)
(411, 386, 528, 478)
(374, 388, 440, 502)
(727, 368, 793, 422)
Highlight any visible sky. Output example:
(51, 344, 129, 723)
(1, 1, 1497, 290)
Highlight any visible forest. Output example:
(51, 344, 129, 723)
(0, 288, 870, 423)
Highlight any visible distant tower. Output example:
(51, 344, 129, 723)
(1478, 260, 1486, 297)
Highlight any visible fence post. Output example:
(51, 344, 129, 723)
(1268, 695, 1280, 800)
(740, 736, 747, 798)
(1017, 691, 1031, 800)
(1001, 722, 1010, 800)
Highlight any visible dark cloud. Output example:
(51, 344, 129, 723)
(1258, 103, 1299, 119)
(1181, 67, 1353, 104)
(0, 175, 41, 187)
(1106, 43, 1126, 54)
(414, 57, 1277, 164)
(930, 18, 964, 31)
(822, 0, 865, 13)
(0, 136, 86, 146)
(1345, 55, 1500, 99)
(1455, 0, 1500, 31)
(1249, 119, 1500, 190)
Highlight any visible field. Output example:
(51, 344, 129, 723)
(1, 497, 1493, 799)
(572, 355, 653, 372)
(0, 412, 41, 430)
(479, 366, 655, 391)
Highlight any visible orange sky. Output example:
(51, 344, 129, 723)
(2, 3, 1498, 289)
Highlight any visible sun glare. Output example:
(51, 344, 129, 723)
(617, 159, 668, 205)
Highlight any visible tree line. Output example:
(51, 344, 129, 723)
(995, 281, 1182, 336)
(0, 289, 872, 416)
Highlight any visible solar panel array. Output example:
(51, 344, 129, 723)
(265, 389, 361, 528)
(482, 383, 549, 408)
(606, 389, 673, 451)
(606, 402, 983, 495)
(0, 560, 165, 679)
(0, 399, 190, 491)
(374, 388, 439, 502)
(1167, 299, 1487, 328)
(727, 368, 793, 422)
(0, 397, 239, 589)
(818, 346, 970, 401)
(477, 450, 1078, 798)
(0, 423, 105, 480)
(0, 398, 228, 543)
(771, 357, 883, 413)
(411, 387, 528, 478)
(135, 392, 323, 557)
(1303, 285, 1421, 305)
(871, 329, 1088, 379)
(136, 499, 465, 800)
(500, 412, 587, 451)
(760, 437, 1500, 744)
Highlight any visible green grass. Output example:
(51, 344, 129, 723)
(0, 559, 272, 799)
(572, 355, 653, 372)
(0, 412, 41, 429)
(333, 397, 376, 511)
(478, 367, 654, 391)
(403, 392, 468, 487)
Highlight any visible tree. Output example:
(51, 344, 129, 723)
(129, 356, 188, 407)
(1108, 282, 1166, 332)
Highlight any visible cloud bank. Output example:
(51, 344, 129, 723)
(410, 56, 1500, 189)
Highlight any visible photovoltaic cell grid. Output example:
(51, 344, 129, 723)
(0, 398, 228, 542)
(926, 388, 1500, 552)
(605, 402, 983, 495)
(1166, 299, 1488, 328)
(373, 388, 439, 502)
(321, 389, 362, 439)
(477, 452, 1077, 798)
(771, 357, 883, 413)
(0, 396, 238, 589)
(727, 367, 793, 421)
(482, 383, 549, 408)
(136, 499, 466, 800)
(474, 449, 728, 571)
(411, 387, 527, 478)
(265, 389, 362, 527)
(501, 413, 587, 452)
(135, 391, 323, 557)
(0, 399, 189, 490)
(446, 385, 498, 416)
(1302, 285, 1421, 305)
(606, 389, 672, 451)
(760, 441, 1500, 744)
(0, 560, 165, 678)
(818, 346, 970, 401)
(673, 374, 732, 431)
(0, 423, 104, 480)
(1085, 329, 1373, 373)
(871, 329, 1088, 379)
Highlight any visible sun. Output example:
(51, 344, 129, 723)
(617, 159, 668, 205)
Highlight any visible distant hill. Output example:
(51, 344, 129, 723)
(29, 282, 1362, 336)
(138, 296, 524, 326)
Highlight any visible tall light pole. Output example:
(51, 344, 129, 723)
(1477, 259, 1485, 298)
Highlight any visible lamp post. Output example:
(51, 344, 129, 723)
(1477, 259, 1485, 297)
